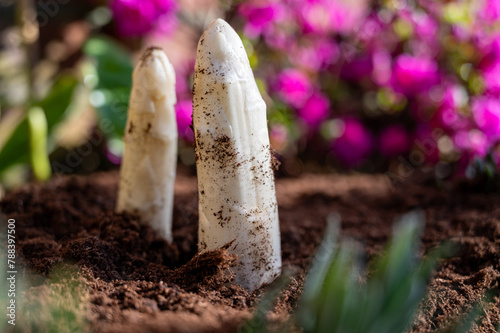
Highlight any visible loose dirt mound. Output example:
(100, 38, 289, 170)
(0, 172, 498, 332)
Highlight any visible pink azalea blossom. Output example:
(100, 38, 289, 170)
(392, 54, 440, 97)
(472, 97, 500, 141)
(371, 50, 392, 86)
(412, 11, 438, 40)
(478, 0, 500, 22)
(453, 130, 489, 158)
(239, 0, 286, 38)
(273, 69, 314, 108)
(357, 16, 384, 46)
(297, 91, 330, 128)
(331, 117, 373, 167)
(290, 38, 339, 71)
(482, 62, 500, 94)
(451, 25, 470, 42)
(297, 0, 369, 34)
(263, 25, 294, 50)
(434, 106, 469, 131)
(481, 36, 500, 67)
(431, 85, 469, 131)
(327, 0, 369, 34)
(110, 0, 177, 37)
(175, 99, 193, 141)
(379, 125, 411, 157)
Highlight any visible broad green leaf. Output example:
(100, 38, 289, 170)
(0, 117, 29, 175)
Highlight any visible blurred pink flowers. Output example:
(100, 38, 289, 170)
(412, 12, 439, 41)
(479, 0, 500, 22)
(175, 99, 193, 141)
(239, 0, 286, 38)
(472, 97, 500, 141)
(290, 38, 339, 71)
(432, 85, 469, 131)
(110, 0, 177, 37)
(331, 118, 373, 167)
(297, 91, 330, 128)
(298, 0, 369, 34)
(482, 62, 500, 94)
(108, 0, 500, 175)
(392, 55, 440, 97)
(453, 130, 489, 158)
(273, 69, 314, 108)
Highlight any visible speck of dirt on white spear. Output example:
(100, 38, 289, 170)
(116, 47, 177, 243)
(193, 18, 282, 291)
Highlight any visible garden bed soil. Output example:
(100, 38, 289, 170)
(0, 171, 499, 332)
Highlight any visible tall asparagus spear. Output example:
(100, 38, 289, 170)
(116, 47, 177, 243)
(193, 19, 282, 291)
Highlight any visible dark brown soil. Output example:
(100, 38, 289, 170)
(0, 172, 499, 332)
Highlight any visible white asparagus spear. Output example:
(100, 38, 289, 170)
(116, 47, 177, 243)
(193, 19, 281, 291)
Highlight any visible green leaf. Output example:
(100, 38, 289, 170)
(243, 211, 453, 333)
(91, 87, 130, 138)
(84, 36, 133, 90)
(297, 211, 447, 333)
(84, 36, 133, 138)
(0, 75, 78, 179)
(35, 75, 79, 132)
(0, 117, 29, 175)
(297, 214, 340, 332)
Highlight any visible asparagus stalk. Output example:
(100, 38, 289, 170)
(193, 19, 282, 291)
(116, 47, 177, 242)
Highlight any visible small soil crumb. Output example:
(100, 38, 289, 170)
(271, 148, 281, 172)
(0, 172, 499, 332)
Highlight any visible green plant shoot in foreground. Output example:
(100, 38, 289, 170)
(241, 211, 461, 333)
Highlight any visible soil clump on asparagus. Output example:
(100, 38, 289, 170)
(0, 171, 499, 332)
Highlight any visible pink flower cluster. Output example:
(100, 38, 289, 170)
(109, 0, 500, 176)
(273, 69, 330, 129)
(110, 0, 178, 37)
(237, 0, 500, 172)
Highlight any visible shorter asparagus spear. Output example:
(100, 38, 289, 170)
(116, 47, 177, 243)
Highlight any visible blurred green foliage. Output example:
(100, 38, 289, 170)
(83, 36, 133, 139)
(241, 211, 468, 333)
(296, 211, 450, 333)
(0, 35, 133, 186)
(0, 75, 78, 180)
